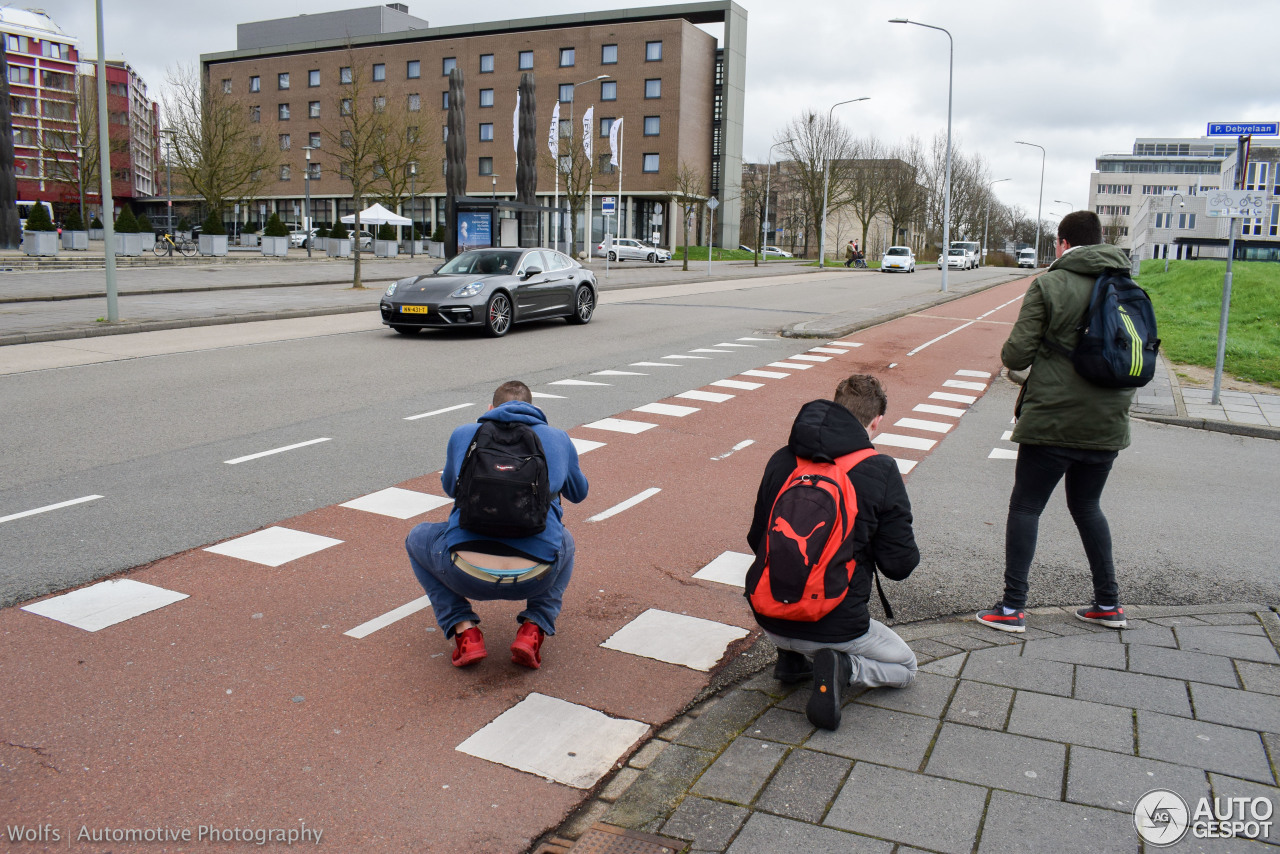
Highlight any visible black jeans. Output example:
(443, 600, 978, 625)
(1003, 444, 1120, 610)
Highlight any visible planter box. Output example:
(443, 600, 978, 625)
(88, 228, 104, 241)
(401, 240, 424, 255)
(199, 234, 229, 257)
(426, 241, 445, 258)
(310, 237, 327, 253)
(114, 233, 143, 256)
(61, 230, 89, 250)
(326, 238, 352, 258)
(139, 233, 156, 251)
(23, 230, 59, 256)
(241, 233, 261, 247)
(261, 235, 289, 257)
(374, 239, 398, 258)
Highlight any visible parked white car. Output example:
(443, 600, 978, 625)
(938, 248, 973, 270)
(289, 228, 317, 248)
(880, 246, 915, 273)
(1018, 248, 1037, 268)
(595, 237, 670, 263)
(762, 245, 793, 258)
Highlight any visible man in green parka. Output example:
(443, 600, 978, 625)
(977, 211, 1134, 633)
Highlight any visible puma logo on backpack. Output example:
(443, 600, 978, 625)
(455, 421, 551, 539)
(1047, 269, 1161, 388)
(747, 449, 877, 622)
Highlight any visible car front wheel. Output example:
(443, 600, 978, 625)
(647, 253, 656, 263)
(567, 286, 595, 325)
(484, 292, 512, 337)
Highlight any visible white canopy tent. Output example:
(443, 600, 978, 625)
(339, 202, 411, 226)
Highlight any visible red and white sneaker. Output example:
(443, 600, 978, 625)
(1075, 604, 1126, 629)
(452, 626, 487, 667)
(976, 604, 1026, 633)
(510, 621, 545, 669)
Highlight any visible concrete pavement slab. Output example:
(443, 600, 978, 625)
(753, 748, 852, 824)
(960, 645, 1076, 696)
(944, 679, 1015, 730)
(1066, 745, 1211, 813)
(977, 790, 1135, 854)
(1073, 664, 1194, 717)
(1188, 682, 1280, 733)
(726, 812, 893, 854)
(1006, 691, 1136, 754)
(925, 722, 1066, 798)
(659, 797, 749, 852)
(1136, 710, 1275, 784)
(804, 704, 940, 771)
(825, 762, 987, 854)
(689, 737, 785, 804)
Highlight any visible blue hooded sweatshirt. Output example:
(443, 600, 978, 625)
(440, 401, 589, 562)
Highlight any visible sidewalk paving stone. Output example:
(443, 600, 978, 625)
(660, 796, 749, 852)
(726, 812, 891, 854)
(960, 646, 1075, 696)
(1007, 692, 1136, 754)
(944, 680, 1014, 731)
(977, 790, 1135, 854)
(1066, 745, 1210, 813)
(1234, 660, 1280, 696)
(805, 704, 939, 771)
(825, 762, 987, 854)
(1117, 624, 1179, 648)
(690, 737, 785, 804)
(753, 748, 852, 824)
(1188, 682, 1280, 733)
(1020, 635, 1128, 669)
(853, 670, 956, 717)
(1175, 626, 1280, 664)
(605, 743, 718, 828)
(1206, 774, 1280, 845)
(1136, 710, 1275, 784)
(1073, 665, 1194, 717)
(925, 722, 1065, 798)
(673, 689, 773, 750)
(919, 652, 967, 678)
(1128, 644, 1241, 687)
(745, 707, 815, 745)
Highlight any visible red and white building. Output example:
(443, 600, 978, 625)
(79, 58, 161, 205)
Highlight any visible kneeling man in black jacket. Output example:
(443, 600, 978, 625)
(745, 374, 920, 730)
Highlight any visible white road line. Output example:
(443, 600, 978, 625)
(550, 379, 611, 386)
(768, 362, 812, 370)
(582, 418, 657, 434)
(593, 370, 648, 376)
(895, 458, 918, 474)
(914, 403, 967, 418)
(678, 390, 734, 403)
(989, 448, 1018, 459)
(834, 341, 864, 347)
(931, 391, 978, 404)
(894, 418, 953, 434)
(943, 379, 988, 392)
(1001, 431, 1013, 441)
(906, 321, 976, 357)
(737, 337, 773, 341)
(955, 370, 993, 378)
(712, 379, 764, 390)
(873, 433, 938, 451)
(344, 596, 432, 639)
(977, 294, 1027, 320)
(634, 402, 700, 417)
(714, 342, 756, 348)
(404, 403, 473, 421)
(1, 494, 104, 525)
(224, 438, 331, 465)
(690, 348, 732, 354)
(742, 369, 789, 379)
(630, 362, 681, 367)
(788, 354, 831, 362)
(808, 347, 847, 354)
(531, 392, 566, 399)
(588, 487, 662, 522)
(663, 355, 711, 360)
(711, 440, 754, 461)
(571, 438, 607, 455)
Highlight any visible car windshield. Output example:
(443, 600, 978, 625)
(887, 248, 909, 256)
(949, 249, 965, 256)
(437, 250, 523, 275)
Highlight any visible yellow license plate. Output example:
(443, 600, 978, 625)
(400, 306, 430, 314)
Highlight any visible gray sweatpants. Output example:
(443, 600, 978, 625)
(765, 619, 918, 689)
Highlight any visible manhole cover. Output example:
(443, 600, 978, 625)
(567, 823, 684, 854)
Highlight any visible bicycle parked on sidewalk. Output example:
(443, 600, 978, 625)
(153, 232, 197, 257)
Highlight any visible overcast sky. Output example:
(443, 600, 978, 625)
(30, 0, 1280, 222)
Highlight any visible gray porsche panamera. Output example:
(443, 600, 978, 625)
(379, 247, 598, 337)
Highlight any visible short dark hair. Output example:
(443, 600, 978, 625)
(1058, 211, 1102, 247)
(833, 374, 887, 427)
(492, 380, 532, 406)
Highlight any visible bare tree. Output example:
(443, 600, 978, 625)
(39, 79, 124, 225)
(1102, 215, 1126, 246)
(778, 111, 856, 259)
(881, 138, 926, 252)
(541, 121, 595, 258)
(370, 110, 440, 236)
(667, 160, 706, 271)
(737, 162, 767, 266)
(842, 135, 891, 254)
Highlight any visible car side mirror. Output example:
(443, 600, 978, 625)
(522, 266, 542, 279)
(432, 264, 443, 274)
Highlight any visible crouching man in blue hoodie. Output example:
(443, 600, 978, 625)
(406, 381, 589, 670)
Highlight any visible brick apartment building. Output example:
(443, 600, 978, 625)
(201, 1, 746, 248)
(80, 59, 161, 208)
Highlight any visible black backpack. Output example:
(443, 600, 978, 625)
(1046, 269, 1160, 388)
(455, 421, 551, 539)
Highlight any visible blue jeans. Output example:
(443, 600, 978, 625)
(405, 521, 575, 638)
(1003, 444, 1120, 610)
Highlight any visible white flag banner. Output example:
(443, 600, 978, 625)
(548, 101, 560, 158)
(582, 106, 594, 161)
(609, 116, 623, 167)
(513, 89, 521, 154)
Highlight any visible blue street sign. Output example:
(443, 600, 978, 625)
(601, 196, 616, 214)
(1207, 122, 1279, 136)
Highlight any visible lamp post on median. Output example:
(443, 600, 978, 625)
(409, 161, 417, 259)
(1016, 140, 1045, 267)
(763, 138, 794, 262)
(1053, 199, 1074, 212)
(891, 17, 952, 291)
(818, 97, 869, 269)
(1163, 192, 1185, 272)
(302, 145, 314, 258)
(983, 178, 1010, 265)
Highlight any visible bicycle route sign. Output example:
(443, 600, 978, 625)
(1205, 190, 1269, 218)
(1207, 121, 1279, 136)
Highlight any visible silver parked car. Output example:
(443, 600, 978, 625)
(595, 237, 670, 263)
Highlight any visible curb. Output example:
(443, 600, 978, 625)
(0, 277, 395, 304)
(1132, 412, 1280, 441)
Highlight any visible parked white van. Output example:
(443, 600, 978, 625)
(1017, 248, 1037, 268)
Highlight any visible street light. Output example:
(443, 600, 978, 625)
(301, 145, 315, 257)
(1016, 140, 1045, 266)
(763, 138, 794, 261)
(1053, 199, 1074, 211)
(567, 74, 610, 256)
(817, 97, 869, 268)
(408, 161, 417, 259)
(490, 173, 499, 198)
(158, 128, 176, 254)
(983, 178, 1010, 265)
(891, 17, 952, 292)
(73, 140, 88, 243)
(1164, 192, 1185, 273)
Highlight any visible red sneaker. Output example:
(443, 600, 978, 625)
(452, 627, 487, 667)
(510, 621, 545, 669)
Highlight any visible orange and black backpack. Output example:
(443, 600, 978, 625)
(747, 449, 888, 622)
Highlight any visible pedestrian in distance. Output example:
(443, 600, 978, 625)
(978, 211, 1136, 634)
(744, 375, 920, 730)
(405, 381, 589, 669)
(844, 240, 856, 268)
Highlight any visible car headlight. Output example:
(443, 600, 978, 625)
(385, 281, 399, 296)
(450, 281, 485, 299)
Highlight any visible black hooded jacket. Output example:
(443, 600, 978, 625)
(746, 399, 919, 642)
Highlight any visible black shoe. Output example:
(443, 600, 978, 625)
(1076, 603, 1127, 629)
(773, 649, 812, 684)
(806, 649, 852, 731)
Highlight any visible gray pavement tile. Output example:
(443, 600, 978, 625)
(738, 670, 790, 695)
(976, 790, 1136, 854)
(691, 736, 787, 805)
(1007, 691, 1136, 754)
(1175, 627, 1280, 665)
(1021, 636, 1128, 669)
(1067, 745, 1209, 813)
(1129, 644, 1241, 688)
(944, 680, 1014, 731)
(1120, 625, 1179, 648)
(805, 704, 940, 772)
(1075, 664, 1193, 717)
(675, 690, 775, 750)
(754, 748, 853, 824)
(1148, 615, 1211, 627)
(1190, 683, 1280, 733)
(1036, 618, 1116, 637)
(855, 671, 957, 718)
(1207, 773, 1280, 846)
(1235, 661, 1280, 696)
(1215, 625, 1267, 636)
(825, 762, 987, 854)
(920, 653, 967, 678)
(925, 722, 1065, 799)
(599, 766, 643, 802)
(605, 743, 718, 828)
(628, 739, 668, 770)
(934, 631, 1001, 651)
(960, 646, 1075, 696)
(727, 812, 893, 854)
(910, 638, 966, 660)
(1195, 613, 1264, 627)
(1137, 711, 1275, 785)
(660, 796, 750, 852)
(747, 707, 815, 745)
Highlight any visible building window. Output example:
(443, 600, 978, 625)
(278, 103, 290, 120)
(307, 163, 321, 180)
(308, 101, 320, 118)
(519, 51, 533, 70)
(480, 54, 494, 73)
(9, 97, 33, 115)
(278, 72, 289, 90)
(6, 35, 28, 53)
(442, 91, 449, 109)
(373, 96, 386, 113)
(479, 89, 494, 107)
(599, 154, 615, 174)
(442, 57, 456, 75)
(644, 78, 661, 99)
(372, 63, 386, 82)
(7, 65, 32, 85)
(558, 84, 573, 102)
(443, 126, 449, 141)
(249, 105, 260, 123)
(643, 153, 659, 173)
(559, 48, 575, 67)
(42, 41, 67, 59)
(407, 60, 420, 79)
(479, 122, 494, 141)
(341, 130, 353, 148)
(340, 67, 352, 84)
(308, 131, 321, 148)
(407, 126, 419, 143)
(249, 76, 260, 92)
(1271, 204, 1279, 237)
(602, 44, 618, 64)
(408, 93, 420, 111)
(41, 70, 73, 91)
(279, 134, 291, 150)
(341, 98, 352, 115)
(646, 41, 663, 61)
(559, 119, 571, 138)
(643, 115, 660, 136)
(221, 79, 232, 94)
(601, 81, 616, 101)
(599, 117, 614, 137)
(479, 156, 493, 175)
(309, 69, 320, 87)
(279, 164, 290, 181)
